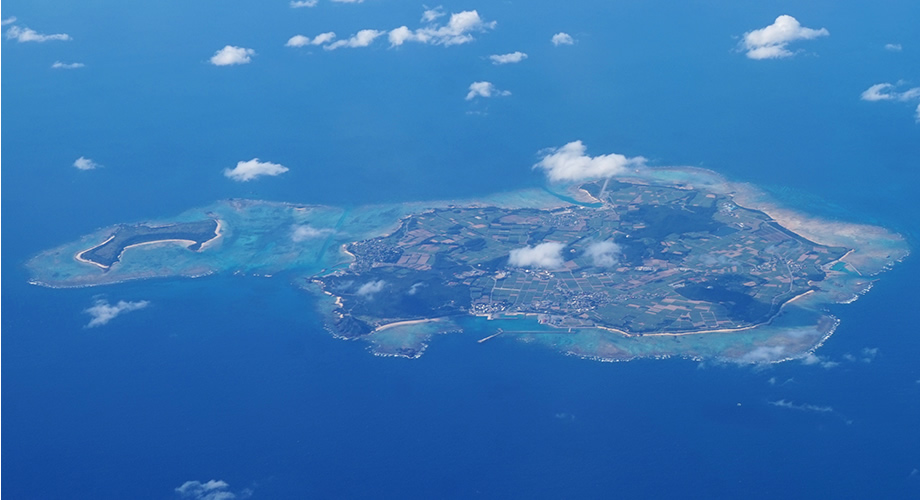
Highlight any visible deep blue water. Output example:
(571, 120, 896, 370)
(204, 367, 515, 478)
(3, 1, 919, 498)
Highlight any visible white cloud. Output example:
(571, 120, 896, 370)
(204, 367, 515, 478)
(534, 141, 646, 182)
(408, 282, 426, 295)
(309, 8, 493, 51)
(1, 16, 17, 26)
(5, 25, 71, 42)
(801, 352, 839, 369)
(286, 35, 311, 47)
(421, 6, 445, 23)
(740, 15, 829, 60)
(387, 28, 417, 46)
(769, 399, 834, 413)
(737, 345, 786, 363)
(551, 32, 574, 46)
(744, 46, 793, 60)
(489, 51, 527, 65)
(325, 29, 384, 50)
(291, 224, 332, 242)
(356, 280, 386, 297)
(860, 82, 920, 102)
(389, 9, 495, 47)
(73, 156, 100, 170)
(884, 43, 902, 52)
(52, 61, 84, 69)
(388, 26, 416, 46)
(801, 352, 821, 365)
(861, 347, 879, 363)
(767, 376, 795, 387)
(224, 158, 289, 181)
(311, 32, 337, 45)
(861, 83, 895, 101)
(286, 32, 336, 47)
(509, 242, 566, 269)
(585, 241, 621, 267)
(290, 0, 318, 7)
(210, 45, 255, 66)
(176, 480, 242, 500)
(425, 10, 495, 46)
(861, 82, 920, 121)
(332, 0, 364, 2)
(84, 299, 150, 328)
(840, 348, 880, 364)
(465, 81, 510, 100)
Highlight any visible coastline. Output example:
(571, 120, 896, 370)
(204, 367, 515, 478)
(479, 288, 819, 339)
(373, 317, 445, 332)
(73, 218, 223, 269)
(629, 165, 909, 274)
(74, 234, 116, 270)
(29, 168, 907, 363)
(197, 219, 224, 251)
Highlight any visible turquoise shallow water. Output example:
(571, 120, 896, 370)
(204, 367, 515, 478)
(28, 170, 904, 363)
(3, 0, 919, 498)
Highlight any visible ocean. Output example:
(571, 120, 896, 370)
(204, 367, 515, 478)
(3, 1, 919, 498)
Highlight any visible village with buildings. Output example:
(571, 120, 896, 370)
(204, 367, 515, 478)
(318, 179, 847, 338)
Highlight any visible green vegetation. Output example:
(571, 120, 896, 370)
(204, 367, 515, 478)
(79, 219, 218, 268)
(316, 181, 847, 338)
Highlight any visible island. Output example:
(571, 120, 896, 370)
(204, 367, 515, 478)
(76, 219, 221, 269)
(319, 180, 844, 340)
(27, 166, 908, 363)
